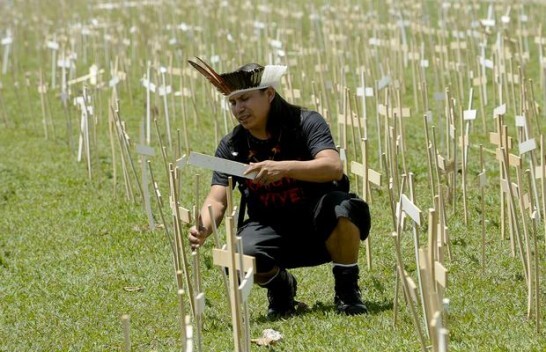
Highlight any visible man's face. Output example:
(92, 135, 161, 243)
(228, 88, 274, 137)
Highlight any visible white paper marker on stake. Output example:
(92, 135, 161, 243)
(74, 91, 92, 179)
(501, 7, 511, 24)
(378, 75, 391, 91)
(357, 70, 371, 125)
(519, 139, 536, 155)
(399, 194, 421, 226)
(425, 111, 433, 123)
(479, 57, 494, 69)
(58, 50, 71, 97)
(481, 3, 496, 27)
(515, 115, 526, 127)
(47, 39, 60, 89)
(493, 104, 506, 118)
(463, 109, 477, 121)
(479, 169, 487, 188)
(186, 152, 257, 179)
(141, 62, 155, 145)
(158, 66, 172, 148)
(1, 30, 13, 75)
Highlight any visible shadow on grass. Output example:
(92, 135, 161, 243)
(255, 298, 393, 323)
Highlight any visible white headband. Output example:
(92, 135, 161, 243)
(226, 65, 287, 98)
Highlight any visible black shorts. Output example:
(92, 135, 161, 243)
(237, 191, 371, 273)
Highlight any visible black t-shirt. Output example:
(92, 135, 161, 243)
(211, 110, 337, 223)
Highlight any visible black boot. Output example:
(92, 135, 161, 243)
(260, 269, 298, 318)
(333, 265, 368, 315)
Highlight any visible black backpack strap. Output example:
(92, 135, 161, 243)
(236, 182, 248, 229)
(237, 194, 247, 229)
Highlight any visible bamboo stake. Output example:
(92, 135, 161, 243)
(479, 145, 487, 270)
(525, 170, 540, 326)
(207, 204, 230, 297)
(121, 314, 131, 352)
(177, 289, 188, 349)
(499, 146, 529, 283)
(169, 164, 195, 316)
(191, 250, 203, 352)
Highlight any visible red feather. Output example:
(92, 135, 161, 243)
(188, 57, 233, 95)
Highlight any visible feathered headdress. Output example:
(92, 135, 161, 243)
(188, 57, 287, 98)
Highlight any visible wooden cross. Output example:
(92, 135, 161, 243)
(168, 164, 195, 316)
(350, 138, 381, 270)
(500, 143, 542, 323)
(392, 232, 427, 352)
(74, 89, 92, 179)
(497, 145, 529, 282)
(516, 114, 541, 222)
(490, 115, 512, 241)
(68, 64, 104, 87)
(135, 143, 156, 229)
(391, 177, 427, 352)
(458, 89, 478, 225)
(418, 247, 449, 349)
(350, 139, 382, 203)
(212, 215, 256, 352)
(356, 67, 374, 122)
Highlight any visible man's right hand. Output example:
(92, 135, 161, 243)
(188, 225, 208, 250)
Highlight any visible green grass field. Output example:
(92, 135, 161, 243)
(1, 0, 546, 351)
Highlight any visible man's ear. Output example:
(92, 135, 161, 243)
(265, 87, 276, 103)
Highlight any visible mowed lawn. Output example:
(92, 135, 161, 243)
(1, 0, 546, 351)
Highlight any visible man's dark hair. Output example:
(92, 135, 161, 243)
(228, 79, 306, 162)
(266, 90, 303, 138)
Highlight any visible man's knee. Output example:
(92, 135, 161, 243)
(331, 217, 360, 240)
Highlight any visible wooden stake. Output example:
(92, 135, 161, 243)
(177, 289, 188, 349)
(169, 164, 195, 316)
(392, 232, 427, 352)
(121, 314, 131, 352)
(350, 138, 382, 270)
(143, 61, 154, 145)
(479, 145, 487, 270)
(38, 70, 50, 139)
(148, 161, 177, 264)
(159, 66, 173, 149)
(499, 146, 529, 282)
(191, 251, 204, 352)
(0, 82, 8, 127)
(136, 142, 156, 229)
(207, 204, 230, 297)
